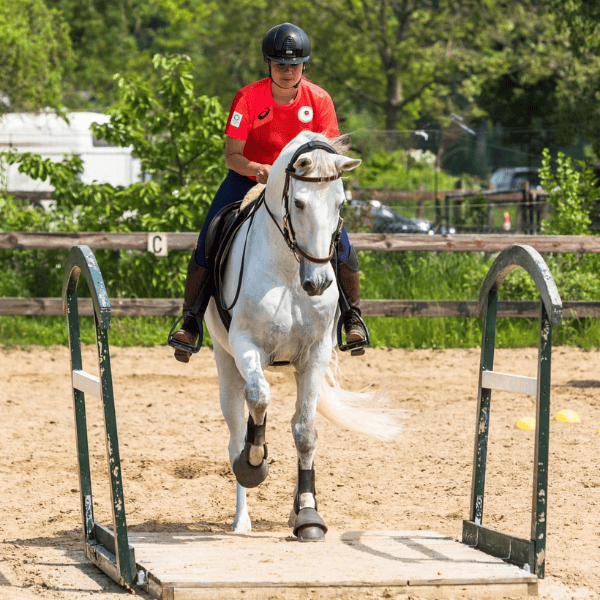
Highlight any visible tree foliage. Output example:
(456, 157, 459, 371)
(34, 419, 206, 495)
(298, 1, 555, 131)
(4, 0, 600, 157)
(43, 0, 215, 108)
(537, 146, 600, 304)
(0, 0, 73, 114)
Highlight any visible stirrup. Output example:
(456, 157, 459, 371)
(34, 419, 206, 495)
(336, 311, 370, 354)
(167, 312, 204, 354)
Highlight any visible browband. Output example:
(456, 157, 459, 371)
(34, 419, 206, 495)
(265, 140, 345, 264)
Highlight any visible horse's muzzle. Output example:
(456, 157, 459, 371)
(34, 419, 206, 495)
(299, 259, 333, 296)
(301, 278, 332, 296)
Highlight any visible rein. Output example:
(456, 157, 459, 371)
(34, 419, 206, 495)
(263, 140, 344, 265)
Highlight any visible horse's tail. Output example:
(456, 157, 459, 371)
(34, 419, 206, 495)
(317, 356, 405, 442)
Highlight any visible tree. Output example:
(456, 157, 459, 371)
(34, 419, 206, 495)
(298, 0, 554, 131)
(476, 1, 600, 161)
(0, 0, 73, 114)
(546, 0, 600, 157)
(45, 0, 214, 109)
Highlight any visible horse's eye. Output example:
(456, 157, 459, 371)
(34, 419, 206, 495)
(294, 198, 306, 210)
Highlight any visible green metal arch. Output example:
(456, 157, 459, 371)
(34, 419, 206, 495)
(477, 244, 562, 326)
(62, 245, 111, 330)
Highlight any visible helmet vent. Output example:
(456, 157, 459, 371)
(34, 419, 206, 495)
(283, 36, 296, 55)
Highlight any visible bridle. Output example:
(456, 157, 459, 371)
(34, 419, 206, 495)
(263, 141, 344, 264)
(217, 141, 344, 315)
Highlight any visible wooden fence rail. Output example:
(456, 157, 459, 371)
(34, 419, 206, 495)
(2, 231, 600, 254)
(2, 298, 600, 319)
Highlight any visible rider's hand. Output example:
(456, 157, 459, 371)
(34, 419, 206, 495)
(255, 164, 271, 185)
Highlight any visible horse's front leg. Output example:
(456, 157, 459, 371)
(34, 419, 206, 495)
(230, 333, 270, 489)
(212, 342, 252, 533)
(289, 349, 330, 542)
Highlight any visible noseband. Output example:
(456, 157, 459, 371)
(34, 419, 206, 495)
(264, 141, 344, 264)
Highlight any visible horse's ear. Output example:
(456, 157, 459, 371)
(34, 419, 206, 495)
(293, 156, 313, 174)
(334, 155, 361, 172)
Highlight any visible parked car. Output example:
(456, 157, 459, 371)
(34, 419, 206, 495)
(347, 200, 434, 234)
(489, 167, 542, 192)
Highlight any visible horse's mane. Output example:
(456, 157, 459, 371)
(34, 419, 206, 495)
(305, 134, 350, 178)
(240, 134, 350, 210)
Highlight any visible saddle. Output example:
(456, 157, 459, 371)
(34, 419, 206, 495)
(205, 194, 262, 333)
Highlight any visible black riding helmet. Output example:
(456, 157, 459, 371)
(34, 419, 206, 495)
(262, 22, 311, 64)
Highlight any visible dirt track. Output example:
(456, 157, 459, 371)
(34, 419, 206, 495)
(0, 344, 599, 599)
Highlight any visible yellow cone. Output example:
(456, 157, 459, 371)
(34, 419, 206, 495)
(516, 417, 536, 430)
(556, 409, 580, 422)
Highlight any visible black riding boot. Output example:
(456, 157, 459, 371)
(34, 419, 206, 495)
(337, 261, 368, 356)
(171, 257, 211, 363)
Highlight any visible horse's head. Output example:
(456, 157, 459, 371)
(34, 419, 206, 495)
(267, 132, 361, 296)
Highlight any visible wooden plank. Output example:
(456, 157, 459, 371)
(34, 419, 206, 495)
(1, 230, 600, 254)
(0, 231, 198, 251)
(127, 530, 536, 600)
(481, 370, 538, 396)
(349, 233, 600, 254)
(164, 583, 535, 600)
(0, 297, 181, 317)
(2, 297, 600, 318)
(72, 370, 101, 397)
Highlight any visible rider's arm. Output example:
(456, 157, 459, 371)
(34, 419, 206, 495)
(225, 137, 271, 184)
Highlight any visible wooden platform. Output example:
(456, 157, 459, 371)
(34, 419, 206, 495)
(129, 530, 538, 599)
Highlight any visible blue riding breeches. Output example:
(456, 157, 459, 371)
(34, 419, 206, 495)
(194, 169, 352, 268)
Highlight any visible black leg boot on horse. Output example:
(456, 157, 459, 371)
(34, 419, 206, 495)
(168, 256, 213, 363)
(289, 464, 328, 542)
(232, 414, 269, 488)
(337, 260, 370, 356)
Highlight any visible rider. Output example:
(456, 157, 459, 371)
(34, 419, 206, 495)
(170, 22, 367, 362)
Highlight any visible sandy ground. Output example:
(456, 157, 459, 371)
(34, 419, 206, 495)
(0, 344, 599, 600)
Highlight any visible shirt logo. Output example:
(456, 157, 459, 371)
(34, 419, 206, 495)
(258, 108, 270, 121)
(230, 111, 243, 128)
(298, 106, 313, 123)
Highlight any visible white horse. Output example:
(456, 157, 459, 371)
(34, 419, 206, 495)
(204, 131, 404, 541)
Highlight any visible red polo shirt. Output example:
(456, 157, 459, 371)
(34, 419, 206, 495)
(225, 78, 339, 167)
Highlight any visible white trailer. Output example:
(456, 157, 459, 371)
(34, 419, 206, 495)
(0, 112, 142, 193)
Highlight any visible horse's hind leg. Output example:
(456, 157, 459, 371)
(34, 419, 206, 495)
(213, 342, 251, 533)
(289, 362, 329, 542)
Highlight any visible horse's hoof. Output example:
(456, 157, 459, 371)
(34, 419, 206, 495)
(232, 447, 269, 488)
(293, 508, 327, 542)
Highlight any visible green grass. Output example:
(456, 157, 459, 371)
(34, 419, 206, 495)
(1, 251, 599, 349)
(365, 316, 541, 349)
(0, 315, 175, 347)
(2, 310, 598, 351)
